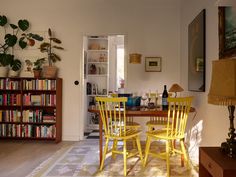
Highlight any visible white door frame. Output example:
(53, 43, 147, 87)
(79, 33, 128, 140)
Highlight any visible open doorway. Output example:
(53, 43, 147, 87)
(82, 35, 125, 139)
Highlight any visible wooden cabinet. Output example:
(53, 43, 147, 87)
(0, 77, 62, 143)
(199, 147, 236, 177)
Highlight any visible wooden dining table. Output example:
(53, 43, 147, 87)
(88, 106, 196, 165)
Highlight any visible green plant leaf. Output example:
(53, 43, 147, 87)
(40, 42, 50, 52)
(10, 24, 18, 29)
(5, 34, 17, 47)
(51, 53, 61, 62)
(51, 38, 61, 44)
(53, 46, 64, 50)
(31, 34, 44, 41)
(0, 53, 14, 66)
(18, 19, 29, 31)
(0, 15, 7, 26)
(19, 37, 27, 49)
(11, 58, 22, 71)
(48, 28, 52, 37)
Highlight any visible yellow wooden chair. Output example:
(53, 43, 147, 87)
(143, 96, 193, 177)
(96, 96, 144, 176)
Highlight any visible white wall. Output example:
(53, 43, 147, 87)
(0, 0, 181, 140)
(180, 0, 236, 160)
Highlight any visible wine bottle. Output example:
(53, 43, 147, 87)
(162, 85, 168, 110)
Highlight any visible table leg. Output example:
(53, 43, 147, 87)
(99, 113, 103, 165)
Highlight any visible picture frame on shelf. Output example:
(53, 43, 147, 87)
(219, 7, 236, 59)
(145, 57, 161, 72)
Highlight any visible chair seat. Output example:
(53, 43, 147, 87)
(146, 129, 184, 140)
(105, 129, 142, 139)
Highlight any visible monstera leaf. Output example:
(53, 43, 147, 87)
(0, 53, 14, 67)
(10, 58, 22, 71)
(5, 34, 17, 47)
(0, 15, 7, 26)
(18, 19, 29, 31)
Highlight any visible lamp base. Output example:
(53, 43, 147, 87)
(221, 140, 236, 158)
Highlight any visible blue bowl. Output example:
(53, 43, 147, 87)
(126, 96, 141, 107)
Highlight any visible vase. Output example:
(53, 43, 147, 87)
(42, 66, 57, 78)
(33, 70, 41, 78)
(8, 70, 19, 77)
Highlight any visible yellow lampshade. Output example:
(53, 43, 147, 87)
(208, 59, 236, 106)
(129, 53, 142, 64)
(169, 83, 184, 93)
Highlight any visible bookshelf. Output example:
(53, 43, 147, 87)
(0, 77, 62, 143)
(84, 36, 109, 130)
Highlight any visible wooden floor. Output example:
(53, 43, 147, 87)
(0, 140, 75, 177)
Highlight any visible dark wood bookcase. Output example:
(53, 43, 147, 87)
(0, 77, 62, 143)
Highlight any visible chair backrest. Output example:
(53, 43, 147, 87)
(96, 97, 128, 137)
(166, 96, 193, 139)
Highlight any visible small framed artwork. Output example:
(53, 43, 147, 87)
(219, 7, 236, 59)
(145, 57, 161, 72)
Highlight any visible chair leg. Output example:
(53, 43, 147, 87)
(132, 137, 136, 148)
(100, 138, 109, 171)
(166, 140, 170, 177)
(112, 139, 118, 159)
(136, 136, 143, 165)
(144, 136, 151, 167)
(123, 140, 127, 176)
(180, 139, 190, 168)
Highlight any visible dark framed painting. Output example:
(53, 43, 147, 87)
(219, 7, 236, 59)
(188, 9, 206, 92)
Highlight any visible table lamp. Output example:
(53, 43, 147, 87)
(208, 59, 236, 157)
(168, 83, 184, 97)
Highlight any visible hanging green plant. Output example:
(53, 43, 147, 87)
(0, 15, 44, 72)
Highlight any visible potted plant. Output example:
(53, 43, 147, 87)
(0, 15, 43, 77)
(8, 58, 22, 77)
(39, 28, 64, 78)
(32, 58, 45, 78)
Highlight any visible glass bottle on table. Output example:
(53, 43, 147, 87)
(162, 85, 168, 110)
(141, 91, 148, 108)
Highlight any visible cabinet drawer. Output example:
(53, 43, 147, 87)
(200, 149, 223, 177)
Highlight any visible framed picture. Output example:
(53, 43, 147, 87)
(145, 57, 161, 72)
(188, 9, 205, 92)
(219, 7, 236, 59)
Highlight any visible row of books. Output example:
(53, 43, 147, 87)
(23, 93, 56, 106)
(0, 110, 56, 123)
(0, 124, 56, 138)
(22, 109, 56, 123)
(0, 110, 21, 122)
(23, 79, 56, 90)
(0, 94, 21, 106)
(0, 79, 21, 90)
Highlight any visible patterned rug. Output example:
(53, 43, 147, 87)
(27, 140, 198, 177)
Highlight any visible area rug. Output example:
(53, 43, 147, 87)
(27, 140, 198, 177)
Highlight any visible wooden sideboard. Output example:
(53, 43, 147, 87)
(199, 147, 236, 177)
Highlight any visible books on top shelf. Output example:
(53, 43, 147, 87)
(23, 79, 56, 90)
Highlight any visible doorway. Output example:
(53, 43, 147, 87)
(82, 34, 125, 139)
